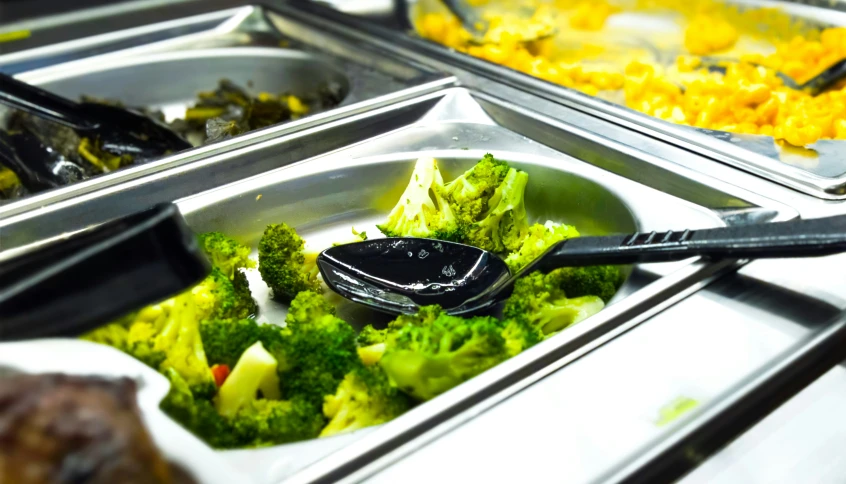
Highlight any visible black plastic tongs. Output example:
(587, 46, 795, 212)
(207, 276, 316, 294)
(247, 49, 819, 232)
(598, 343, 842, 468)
(318, 214, 846, 316)
(0, 72, 191, 159)
(700, 57, 846, 96)
(0, 203, 210, 341)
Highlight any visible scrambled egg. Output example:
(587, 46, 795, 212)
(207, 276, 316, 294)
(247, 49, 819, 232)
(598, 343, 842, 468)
(416, 1, 846, 147)
(569, 1, 620, 31)
(683, 14, 739, 55)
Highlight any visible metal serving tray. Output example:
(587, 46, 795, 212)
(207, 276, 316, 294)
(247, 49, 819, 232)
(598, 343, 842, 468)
(295, 0, 846, 199)
(0, 3, 453, 206)
(347, 258, 846, 484)
(1, 86, 796, 482)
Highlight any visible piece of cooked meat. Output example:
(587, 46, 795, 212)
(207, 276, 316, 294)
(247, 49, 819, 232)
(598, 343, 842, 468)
(0, 373, 193, 484)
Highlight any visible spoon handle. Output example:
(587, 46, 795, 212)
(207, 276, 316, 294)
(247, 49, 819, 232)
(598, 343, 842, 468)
(803, 58, 846, 96)
(536, 215, 846, 269)
(0, 73, 95, 130)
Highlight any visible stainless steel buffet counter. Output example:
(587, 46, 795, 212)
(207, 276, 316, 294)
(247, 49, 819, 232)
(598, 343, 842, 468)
(1, 0, 845, 483)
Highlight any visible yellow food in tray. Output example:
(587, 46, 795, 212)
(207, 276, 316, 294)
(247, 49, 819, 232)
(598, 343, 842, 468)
(415, 0, 846, 148)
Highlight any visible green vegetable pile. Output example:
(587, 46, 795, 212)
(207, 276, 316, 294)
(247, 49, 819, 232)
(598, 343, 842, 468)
(82, 154, 624, 449)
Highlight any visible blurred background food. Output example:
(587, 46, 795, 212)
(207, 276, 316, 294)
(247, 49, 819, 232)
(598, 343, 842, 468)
(0, 78, 343, 202)
(413, 0, 846, 148)
(0, 372, 198, 484)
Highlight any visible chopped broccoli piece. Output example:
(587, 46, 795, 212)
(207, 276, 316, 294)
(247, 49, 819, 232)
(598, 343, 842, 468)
(200, 318, 287, 369)
(504, 221, 580, 273)
(281, 291, 360, 406)
(83, 318, 169, 371)
(147, 291, 217, 397)
(87, 290, 219, 398)
(160, 369, 238, 449)
(356, 306, 448, 367)
(503, 269, 610, 336)
(438, 153, 510, 224)
(203, 294, 358, 409)
(232, 270, 258, 319)
(124, 320, 168, 370)
(357, 325, 388, 346)
(320, 365, 412, 438)
(285, 289, 335, 328)
(377, 157, 463, 241)
(386, 304, 442, 330)
(258, 222, 322, 301)
(197, 231, 255, 280)
(500, 318, 542, 357)
(215, 341, 281, 417)
(191, 267, 241, 321)
(160, 368, 323, 449)
(81, 323, 130, 351)
(228, 398, 325, 447)
(552, 265, 625, 303)
(463, 168, 529, 253)
(379, 310, 508, 401)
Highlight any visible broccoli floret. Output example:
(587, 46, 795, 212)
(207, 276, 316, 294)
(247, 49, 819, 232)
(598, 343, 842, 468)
(81, 323, 130, 351)
(83, 320, 170, 371)
(229, 398, 325, 447)
(504, 221, 580, 273)
(160, 368, 323, 449)
(463, 168, 529, 253)
(357, 325, 389, 366)
(285, 289, 336, 327)
(232, 270, 258, 319)
(503, 270, 608, 336)
(200, 318, 253, 368)
(197, 231, 255, 280)
(203, 294, 358, 408)
(320, 365, 412, 438)
(377, 157, 463, 241)
(358, 325, 388, 346)
(500, 318, 542, 357)
(355, 306, 444, 367)
(195, 230, 257, 318)
(160, 369, 238, 449)
(386, 304, 442, 330)
(438, 153, 510, 225)
(281, 292, 360, 405)
(191, 267, 240, 321)
(123, 319, 168, 370)
(147, 291, 217, 397)
(215, 341, 281, 417)
(551, 265, 624, 303)
(379, 311, 508, 401)
(85, 268, 253, 396)
(258, 222, 322, 301)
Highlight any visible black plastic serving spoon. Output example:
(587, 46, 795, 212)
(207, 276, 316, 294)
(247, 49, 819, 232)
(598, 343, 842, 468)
(700, 58, 846, 96)
(318, 214, 846, 316)
(0, 73, 191, 161)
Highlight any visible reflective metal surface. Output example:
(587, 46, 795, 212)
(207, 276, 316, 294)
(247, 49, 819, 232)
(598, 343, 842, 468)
(356, 257, 846, 484)
(0, 85, 794, 482)
(2, 2, 846, 483)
